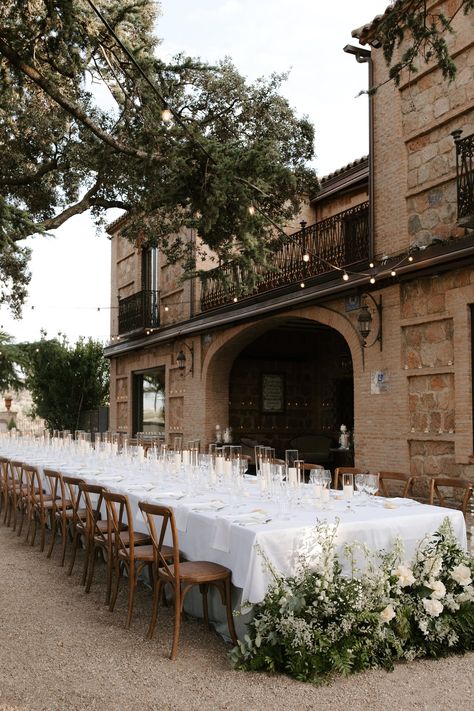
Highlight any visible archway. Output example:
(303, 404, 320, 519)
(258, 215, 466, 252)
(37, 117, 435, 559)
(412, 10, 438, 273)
(202, 307, 360, 465)
(228, 319, 353, 464)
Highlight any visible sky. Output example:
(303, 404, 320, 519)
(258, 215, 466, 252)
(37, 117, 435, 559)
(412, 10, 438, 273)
(0, 0, 385, 345)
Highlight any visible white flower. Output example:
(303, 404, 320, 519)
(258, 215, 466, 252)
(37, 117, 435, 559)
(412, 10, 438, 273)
(451, 564, 472, 587)
(380, 604, 396, 624)
(423, 556, 442, 578)
(393, 564, 415, 587)
(429, 579, 446, 600)
(422, 598, 444, 617)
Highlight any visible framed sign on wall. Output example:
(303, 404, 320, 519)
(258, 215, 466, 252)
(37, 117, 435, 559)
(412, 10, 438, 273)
(261, 373, 285, 413)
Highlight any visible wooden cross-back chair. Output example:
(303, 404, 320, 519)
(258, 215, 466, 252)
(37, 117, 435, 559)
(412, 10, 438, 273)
(62, 475, 88, 579)
(80, 482, 115, 602)
(429, 476, 473, 519)
(0, 456, 9, 521)
(102, 491, 152, 628)
(139, 501, 237, 660)
(43, 470, 74, 565)
(24, 464, 55, 551)
(3, 459, 28, 532)
(377, 471, 415, 498)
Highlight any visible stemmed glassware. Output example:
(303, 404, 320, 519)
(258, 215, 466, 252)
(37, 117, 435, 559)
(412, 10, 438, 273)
(342, 472, 355, 512)
(365, 473, 380, 501)
(354, 472, 368, 506)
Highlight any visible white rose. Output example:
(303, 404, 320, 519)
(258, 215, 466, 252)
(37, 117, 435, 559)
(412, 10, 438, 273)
(422, 598, 444, 617)
(380, 604, 396, 624)
(393, 564, 416, 587)
(451, 564, 472, 587)
(429, 579, 446, 600)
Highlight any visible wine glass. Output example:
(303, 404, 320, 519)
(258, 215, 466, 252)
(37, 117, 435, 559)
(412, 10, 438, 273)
(365, 473, 380, 501)
(354, 472, 368, 506)
(342, 472, 355, 512)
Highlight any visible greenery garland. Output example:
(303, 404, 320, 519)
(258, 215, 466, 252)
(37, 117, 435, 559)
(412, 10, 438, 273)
(230, 519, 474, 683)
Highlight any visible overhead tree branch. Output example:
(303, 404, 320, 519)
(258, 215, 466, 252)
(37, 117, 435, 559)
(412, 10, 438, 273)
(0, 35, 164, 164)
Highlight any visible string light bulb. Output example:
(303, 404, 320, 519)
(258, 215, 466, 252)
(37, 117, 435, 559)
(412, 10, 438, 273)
(391, 269, 396, 277)
(161, 108, 173, 122)
(302, 253, 310, 262)
(248, 205, 256, 216)
(164, 305, 169, 312)
(233, 296, 238, 302)
(300, 282, 305, 288)
(369, 276, 376, 285)
(408, 255, 414, 262)
(369, 262, 374, 269)
(342, 272, 349, 281)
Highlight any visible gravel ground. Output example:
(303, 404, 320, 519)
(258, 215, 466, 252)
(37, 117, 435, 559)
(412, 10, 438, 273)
(0, 523, 473, 711)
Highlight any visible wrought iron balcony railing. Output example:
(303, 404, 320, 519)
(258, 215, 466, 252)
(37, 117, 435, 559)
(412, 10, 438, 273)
(455, 132, 474, 227)
(200, 202, 370, 312)
(118, 290, 160, 335)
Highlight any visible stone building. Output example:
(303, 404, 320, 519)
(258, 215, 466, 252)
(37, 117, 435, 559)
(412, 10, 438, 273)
(104, 1, 474, 493)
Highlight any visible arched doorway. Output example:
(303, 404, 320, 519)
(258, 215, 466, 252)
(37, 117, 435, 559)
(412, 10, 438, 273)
(228, 318, 353, 465)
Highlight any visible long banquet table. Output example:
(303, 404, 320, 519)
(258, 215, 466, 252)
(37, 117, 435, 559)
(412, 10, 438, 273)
(1, 441, 467, 615)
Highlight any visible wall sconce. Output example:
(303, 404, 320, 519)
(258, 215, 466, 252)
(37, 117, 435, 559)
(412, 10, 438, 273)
(357, 293, 383, 350)
(176, 341, 194, 376)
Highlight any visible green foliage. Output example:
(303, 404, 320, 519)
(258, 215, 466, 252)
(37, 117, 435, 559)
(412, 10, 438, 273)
(369, 0, 474, 88)
(230, 519, 474, 684)
(21, 333, 109, 431)
(0, 331, 24, 392)
(0, 0, 317, 312)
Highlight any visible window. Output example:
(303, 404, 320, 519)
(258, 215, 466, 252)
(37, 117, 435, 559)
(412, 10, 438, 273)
(133, 366, 165, 435)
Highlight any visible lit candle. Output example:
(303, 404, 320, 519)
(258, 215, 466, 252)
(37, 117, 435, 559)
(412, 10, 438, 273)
(343, 484, 353, 500)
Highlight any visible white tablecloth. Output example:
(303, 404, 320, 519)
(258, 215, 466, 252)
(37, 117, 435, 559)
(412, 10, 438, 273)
(1, 444, 467, 606)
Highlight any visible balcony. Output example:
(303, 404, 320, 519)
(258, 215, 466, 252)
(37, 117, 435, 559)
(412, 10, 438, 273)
(455, 132, 474, 228)
(200, 202, 370, 312)
(118, 290, 160, 335)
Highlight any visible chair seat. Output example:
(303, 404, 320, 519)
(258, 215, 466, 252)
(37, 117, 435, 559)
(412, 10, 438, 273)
(65, 508, 87, 519)
(43, 498, 71, 510)
(160, 560, 231, 584)
(118, 543, 173, 562)
(94, 529, 148, 546)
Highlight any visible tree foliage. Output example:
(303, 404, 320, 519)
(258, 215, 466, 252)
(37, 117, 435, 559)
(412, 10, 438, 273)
(0, 331, 24, 392)
(21, 333, 109, 431)
(364, 0, 474, 88)
(0, 0, 318, 313)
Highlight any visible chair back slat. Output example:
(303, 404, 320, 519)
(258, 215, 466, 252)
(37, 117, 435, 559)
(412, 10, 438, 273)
(63, 475, 86, 527)
(44, 469, 66, 514)
(79, 482, 107, 543)
(103, 491, 134, 557)
(138, 502, 179, 580)
(429, 476, 473, 517)
(377, 471, 414, 498)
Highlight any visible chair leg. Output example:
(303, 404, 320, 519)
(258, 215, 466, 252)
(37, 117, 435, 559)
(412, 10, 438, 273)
(105, 543, 114, 606)
(47, 514, 58, 558)
(200, 583, 210, 629)
(223, 576, 238, 644)
(125, 561, 136, 629)
(109, 558, 122, 613)
(147, 578, 162, 639)
(39, 511, 48, 552)
(85, 546, 98, 593)
(170, 583, 181, 661)
(59, 517, 68, 566)
(81, 537, 91, 586)
(30, 514, 38, 546)
(68, 530, 81, 576)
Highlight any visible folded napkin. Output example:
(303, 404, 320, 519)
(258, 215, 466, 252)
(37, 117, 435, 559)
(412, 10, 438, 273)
(188, 500, 226, 512)
(148, 490, 185, 499)
(212, 511, 271, 553)
(126, 483, 156, 492)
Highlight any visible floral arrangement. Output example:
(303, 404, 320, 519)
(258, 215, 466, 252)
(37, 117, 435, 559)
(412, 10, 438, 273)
(230, 519, 474, 683)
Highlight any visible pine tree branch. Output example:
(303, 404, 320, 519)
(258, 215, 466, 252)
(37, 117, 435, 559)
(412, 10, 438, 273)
(0, 159, 58, 187)
(0, 35, 164, 165)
